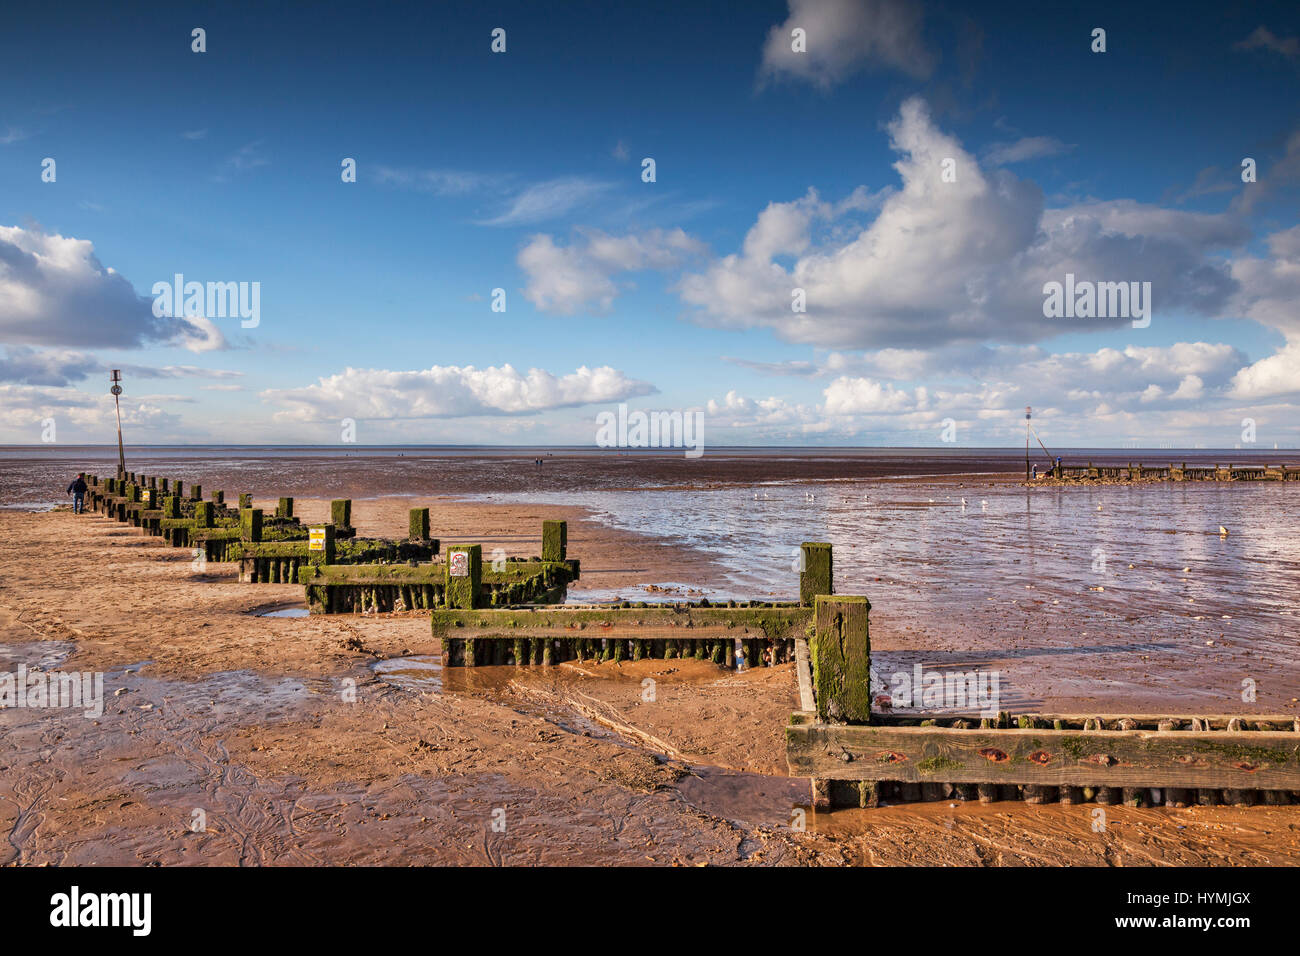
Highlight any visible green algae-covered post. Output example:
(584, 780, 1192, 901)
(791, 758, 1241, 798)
(173, 480, 184, 499)
(241, 507, 263, 542)
(194, 501, 214, 528)
(445, 544, 483, 609)
(164, 495, 180, 519)
(212, 490, 224, 505)
(800, 542, 833, 606)
(330, 498, 351, 529)
(409, 507, 430, 542)
(308, 523, 336, 565)
(191, 484, 202, 501)
(542, 520, 567, 561)
(277, 497, 294, 519)
(238, 493, 252, 510)
(141, 488, 155, 510)
(812, 595, 870, 723)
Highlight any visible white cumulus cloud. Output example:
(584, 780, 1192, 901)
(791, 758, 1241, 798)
(759, 0, 937, 88)
(263, 363, 657, 422)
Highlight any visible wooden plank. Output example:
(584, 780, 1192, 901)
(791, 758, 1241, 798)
(793, 638, 815, 713)
(868, 712, 1299, 730)
(786, 723, 1300, 790)
(813, 596, 871, 723)
(300, 563, 445, 585)
(431, 604, 810, 639)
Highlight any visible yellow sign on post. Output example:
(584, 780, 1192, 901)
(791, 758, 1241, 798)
(309, 528, 326, 552)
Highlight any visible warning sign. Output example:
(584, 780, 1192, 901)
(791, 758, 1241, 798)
(309, 528, 326, 552)
(449, 551, 469, 577)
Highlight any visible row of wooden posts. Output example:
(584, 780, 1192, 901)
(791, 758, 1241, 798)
(83, 470, 833, 670)
(84, 469, 578, 614)
(1044, 461, 1300, 482)
(84, 470, 832, 621)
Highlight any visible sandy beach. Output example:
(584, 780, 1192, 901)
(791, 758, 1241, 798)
(3, 490, 1298, 866)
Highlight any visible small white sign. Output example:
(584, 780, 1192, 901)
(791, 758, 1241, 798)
(449, 551, 469, 577)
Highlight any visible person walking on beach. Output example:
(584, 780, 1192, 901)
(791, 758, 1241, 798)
(67, 474, 88, 514)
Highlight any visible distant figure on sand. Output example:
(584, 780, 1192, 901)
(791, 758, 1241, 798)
(67, 474, 88, 514)
(1031, 464, 1037, 479)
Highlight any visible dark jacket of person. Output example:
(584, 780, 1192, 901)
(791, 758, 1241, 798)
(68, 477, 88, 495)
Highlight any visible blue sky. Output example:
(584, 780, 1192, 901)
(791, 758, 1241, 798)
(1, 0, 1298, 447)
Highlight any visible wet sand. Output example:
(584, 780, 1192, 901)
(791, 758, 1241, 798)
(2, 496, 1299, 866)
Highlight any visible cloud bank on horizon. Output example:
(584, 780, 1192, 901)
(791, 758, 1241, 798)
(1, 0, 1298, 448)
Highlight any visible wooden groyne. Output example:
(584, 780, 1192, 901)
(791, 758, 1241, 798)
(296, 519, 579, 612)
(239, 506, 436, 583)
(85, 473, 430, 575)
(1037, 461, 1300, 484)
(435, 601, 810, 667)
(82, 472, 580, 613)
(80, 473, 826, 667)
(430, 540, 829, 666)
(785, 595, 1300, 807)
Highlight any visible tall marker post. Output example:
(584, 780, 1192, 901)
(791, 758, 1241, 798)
(1025, 405, 1031, 482)
(111, 369, 125, 478)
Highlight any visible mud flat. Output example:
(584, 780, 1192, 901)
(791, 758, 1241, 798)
(1, 499, 1298, 866)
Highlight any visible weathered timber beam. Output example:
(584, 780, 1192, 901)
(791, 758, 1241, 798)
(785, 723, 1300, 790)
(431, 603, 811, 639)
(542, 520, 567, 561)
(812, 595, 871, 723)
(297, 563, 445, 586)
(799, 542, 833, 606)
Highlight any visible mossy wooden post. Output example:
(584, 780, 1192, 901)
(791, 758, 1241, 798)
(212, 490, 225, 505)
(159, 478, 169, 493)
(238, 493, 252, 510)
(800, 542, 833, 606)
(409, 507, 430, 542)
(542, 520, 567, 561)
(446, 545, 483, 609)
(308, 523, 336, 566)
(174, 480, 184, 499)
(141, 488, 155, 510)
(812, 595, 871, 723)
(164, 495, 180, 519)
(191, 484, 202, 501)
(241, 507, 263, 543)
(277, 497, 294, 519)
(331, 499, 351, 529)
(194, 501, 214, 528)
